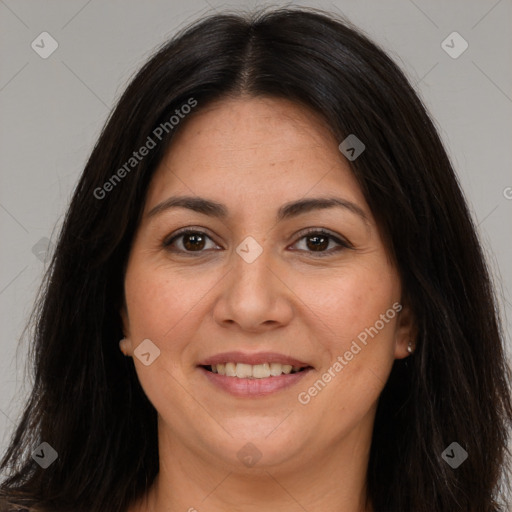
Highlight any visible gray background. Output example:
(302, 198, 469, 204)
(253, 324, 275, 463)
(1, 0, 511, 487)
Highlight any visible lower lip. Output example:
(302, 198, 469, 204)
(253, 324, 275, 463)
(198, 366, 313, 397)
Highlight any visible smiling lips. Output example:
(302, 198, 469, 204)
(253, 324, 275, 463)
(198, 351, 313, 397)
(199, 351, 312, 368)
(199, 351, 312, 378)
(208, 362, 304, 378)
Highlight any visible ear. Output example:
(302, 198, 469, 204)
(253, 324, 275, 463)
(119, 303, 133, 356)
(120, 303, 130, 338)
(394, 301, 417, 360)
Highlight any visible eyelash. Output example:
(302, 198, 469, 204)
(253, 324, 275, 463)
(162, 227, 353, 257)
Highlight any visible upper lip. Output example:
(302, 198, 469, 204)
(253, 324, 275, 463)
(198, 351, 313, 368)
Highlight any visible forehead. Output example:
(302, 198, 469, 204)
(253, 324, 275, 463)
(144, 96, 368, 217)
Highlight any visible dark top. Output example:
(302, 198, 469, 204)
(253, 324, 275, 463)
(0, 498, 33, 512)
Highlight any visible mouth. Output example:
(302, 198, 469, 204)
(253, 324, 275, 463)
(199, 362, 311, 378)
(198, 351, 313, 371)
(196, 353, 314, 397)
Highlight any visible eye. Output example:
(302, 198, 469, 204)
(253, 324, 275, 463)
(163, 228, 220, 254)
(290, 229, 352, 257)
(163, 227, 352, 257)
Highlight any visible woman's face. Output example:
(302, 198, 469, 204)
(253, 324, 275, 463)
(121, 96, 413, 472)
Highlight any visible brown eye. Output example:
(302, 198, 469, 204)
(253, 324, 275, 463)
(304, 233, 330, 252)
(163, 228, 351, 257)
(182, 232, 206, 251)
(291, 229, 352, 257)
(164, 229, 219, 254)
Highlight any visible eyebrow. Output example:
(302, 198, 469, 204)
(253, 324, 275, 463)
(147, 195, 368, 224)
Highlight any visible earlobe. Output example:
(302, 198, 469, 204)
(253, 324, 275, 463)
(119, 337, 131, 356)
(394, 302, 417, 359)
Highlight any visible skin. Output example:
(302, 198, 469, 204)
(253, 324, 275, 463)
(121, 95, 415, 512)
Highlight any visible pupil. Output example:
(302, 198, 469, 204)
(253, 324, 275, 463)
(307, 234, 328, 251)
(184, 233, 205, 251)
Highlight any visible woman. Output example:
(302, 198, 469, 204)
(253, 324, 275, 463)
(0, 6, 510, 512)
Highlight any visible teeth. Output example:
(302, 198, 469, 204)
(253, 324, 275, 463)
(253, 363, 270, 378)
(225, 362, 236, 377)
(236, 363, 252, 378)
(270, 363, 291, 376)
(211, 362, 303, 378)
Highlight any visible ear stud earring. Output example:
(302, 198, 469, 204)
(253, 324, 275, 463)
(407, 341, 414, 354)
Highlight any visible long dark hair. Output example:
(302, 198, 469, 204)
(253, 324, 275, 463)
(1, 6, 510, 512)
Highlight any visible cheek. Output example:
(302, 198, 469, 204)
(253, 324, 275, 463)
(124, 259, 216, 341)
(293, 264, 399, 411)
(299, 269, 399, 412)
(122, 260, 209, 411)
(295, 264, 399, 349)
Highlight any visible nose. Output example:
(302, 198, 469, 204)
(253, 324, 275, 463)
(212, 242, 294, 333)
